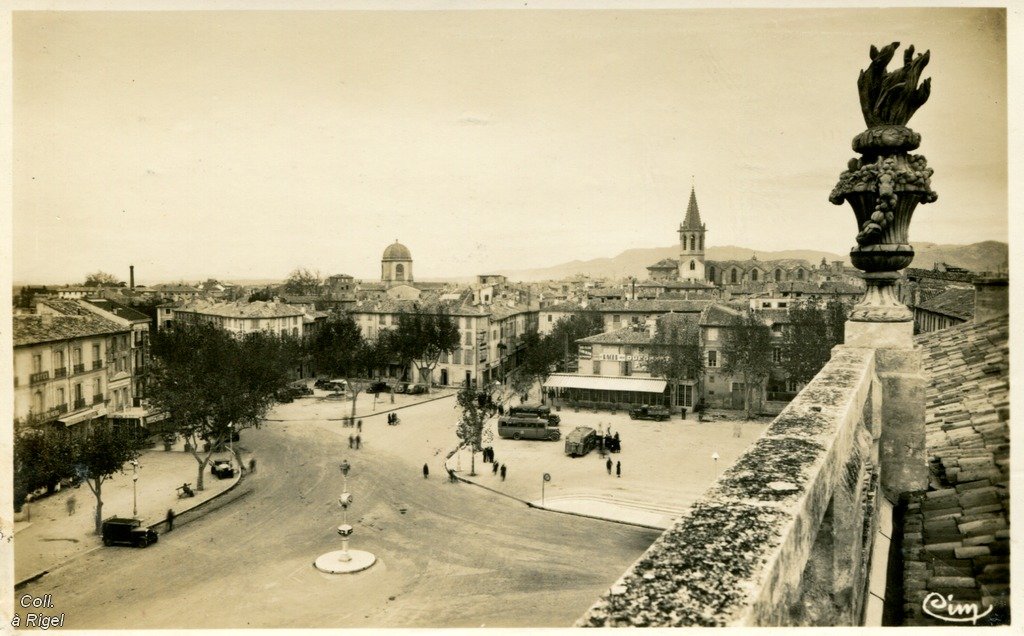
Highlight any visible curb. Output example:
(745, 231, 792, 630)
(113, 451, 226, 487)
(442, 447, 664, 531)
(15, 466, 251, 590)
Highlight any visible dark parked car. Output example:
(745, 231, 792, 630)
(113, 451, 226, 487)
(366, 381, 390, 394)
(314, 378, 333, 390)
(394, 383, 409, 394)
(275, 389, 294, 403)
(629, 405, 671, 421)
(407, 384, 427, 395)
(509, 404, 560, 425)
(211, 459, 236, 479)
(102, 517, 159, 548)
(289, 382, 313, 396)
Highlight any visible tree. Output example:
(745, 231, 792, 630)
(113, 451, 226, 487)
(782, 298, 851, 386)
(83, 271, 123, 287)
(394, 307, 460, 392)
(720, 310, 774, 419)
(75, 421, 147, 534)
(248, 287, 275, 302)
(148, 323, 297, 490)
(309, 315, 379, 424)
(282, 268, 322, 296)
(548, 310, 603, 371)
(511, 330, 558, 400)
(647, 316, 703, 413)
(13, 426, 77, 510)
(455, 383, 500, 476)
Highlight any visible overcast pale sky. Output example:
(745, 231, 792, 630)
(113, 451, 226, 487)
(12, 8, 1007, 284)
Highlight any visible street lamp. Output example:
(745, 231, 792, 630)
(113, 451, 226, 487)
(711, 452, 720, 480)
(130, 460, 139, 518)
(228, 422, 234, 463)
(314, 458, 376, 574)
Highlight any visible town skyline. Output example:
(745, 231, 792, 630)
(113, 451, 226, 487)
(12, 8, 1008, 283)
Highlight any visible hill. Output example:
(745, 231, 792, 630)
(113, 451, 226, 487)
(499, 241, 1008, 282)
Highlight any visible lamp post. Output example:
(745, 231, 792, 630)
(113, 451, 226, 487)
(314, 458, 376, 574)
(228, 422, 234, 463)
(130, 460, 139, 518)
(711, 452, 720, 480)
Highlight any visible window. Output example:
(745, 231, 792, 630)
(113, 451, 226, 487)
(32, 354, 42, 373)
(689, 260, 696, 271)
(613, 314, 620, 324)
(707, 350, 718, 367)
(593, 360, 602, 375)
(732, 382, 745, 392)
(751, 269, 759, 282)
(775, 269, 783, 282)
(772, 323, 784, 335)
(699, 235, 704, 251)
(453, 349, 462, 365)
(797, 269, 805, 281)
(731, 269, 738, 284)
(689, 236, 696, 251)
(395, 263, 405, 280)
(33, 391, 44, 413)
(778, 302, 788, 308)
(547, 314, 552, 322)
(93, 343, 101, 361)
(773, 347, 783, 363)
(706, 328, 719, 341)
(57, 388, 65, 406)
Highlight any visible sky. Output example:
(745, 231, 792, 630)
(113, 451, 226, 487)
(11, 7, 1009, 284)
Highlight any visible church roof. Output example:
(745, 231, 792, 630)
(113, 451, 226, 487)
(382, 241, 412, 261)
(681, 187, 703, 231)
(647, 258, 679, 270)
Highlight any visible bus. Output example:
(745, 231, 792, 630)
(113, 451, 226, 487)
(497, 415, 561, 441)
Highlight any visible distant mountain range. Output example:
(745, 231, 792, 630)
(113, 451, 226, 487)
(498, 241, 1009, 282)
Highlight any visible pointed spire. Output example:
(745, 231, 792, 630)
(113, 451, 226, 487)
(681, 186, 703, 230)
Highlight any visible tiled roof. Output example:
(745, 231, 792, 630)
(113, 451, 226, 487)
(579, 325, 654, 345)
(541, 302, 586, 312)
(647, 258, 679, 269)
(698, 303, 744, 326)
(897, 315, 1010, 625)
(177, 300, 305, 318)
(14, 314, 128, 347)
(681, 187, 703, 230)
(83, 298, 150, 322)
(915, 287, 975, 321)
(38, 299, 94, 316)
(588, 299, 711, 313)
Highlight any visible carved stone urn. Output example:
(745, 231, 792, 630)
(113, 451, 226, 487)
(830, 43, 937, 322)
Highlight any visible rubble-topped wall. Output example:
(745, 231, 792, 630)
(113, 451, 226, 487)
(578, 346, 881, 627)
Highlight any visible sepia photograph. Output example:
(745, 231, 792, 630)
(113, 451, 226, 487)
(2, 1, 1016, 630)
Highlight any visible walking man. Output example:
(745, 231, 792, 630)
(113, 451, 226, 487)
(616, 461, 621, 478)
(492, 461, 499, 475)
(423, 463, 429, 479)
(348, 434, 354, 449)
(166, 508, 175, 532)
(249, 457, 256, 473)
(500, 464, 507, 481)
(606, 458, 612, 475)
(355, 434, 362, 450)
(357, 419, 363, 432)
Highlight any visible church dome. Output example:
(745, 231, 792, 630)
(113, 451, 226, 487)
(382, 241, 412, 261)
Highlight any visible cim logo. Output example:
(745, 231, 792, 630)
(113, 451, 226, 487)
(921, 592, 993, 624)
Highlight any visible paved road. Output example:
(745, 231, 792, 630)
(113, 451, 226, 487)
(21, 395, 660, 628)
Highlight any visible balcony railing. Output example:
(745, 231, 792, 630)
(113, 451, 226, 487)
(93, 393, 105, 405)
(54, 367, 67, 378)
(57, 403, 68, 414)
(92, 360, 103, 370)
(29, 370, 50, 384)
(74, 397, 87, 409)
(73, 363, 85, 374)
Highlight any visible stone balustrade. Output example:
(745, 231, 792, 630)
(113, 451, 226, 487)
(579, 345, 887, 627)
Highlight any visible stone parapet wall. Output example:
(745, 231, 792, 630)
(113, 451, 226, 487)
(578, 346, 882, 627)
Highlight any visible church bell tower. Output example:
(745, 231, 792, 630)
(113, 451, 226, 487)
(678, 186, 707, 282)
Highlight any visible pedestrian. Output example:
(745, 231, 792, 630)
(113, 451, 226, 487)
(500, 464, 507, 481)
(66, 495, 77, 516)
(355, 434, 361, 450)
(606, 458, 612, 475)
(249, 457, 256, 473)
(166, 508, 175, 532)
(423, 463, 429, 479)
(616, 461, 621, 478)
(448, 468, 457, 483)
(681, 407, 687, 420)
(357, 419, 363, 432)
(492, 461, 499, 475)
(498, 404, 504, 416)
(348, 434, 354, 449)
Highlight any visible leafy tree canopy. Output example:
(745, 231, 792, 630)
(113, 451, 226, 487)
(282, 268, 323, 296)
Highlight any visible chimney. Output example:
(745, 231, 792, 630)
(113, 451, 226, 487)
(130, 265, 135, 290)
(973, 276, 1008, 324)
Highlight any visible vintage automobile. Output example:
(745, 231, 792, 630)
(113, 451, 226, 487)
(102, 517, 159, 548)
(211, 459, 236, 479)
(407, 384, 428, 395)
(564, 426, 598, 457)
(629, 405, 671, 421)
(289, 382, 313, 396)
(509, 404, 560, 425)
(366, 380, 390, 394)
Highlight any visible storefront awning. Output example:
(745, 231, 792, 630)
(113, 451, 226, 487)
(543, 374, 668, 393)
(109, 407, 169, 425)
(58, 406, 108, 427)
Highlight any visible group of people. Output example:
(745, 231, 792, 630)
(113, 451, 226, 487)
(605, 458, 622, 478)
(348, 434, 362, 449)
(387, 413, 400, 425)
